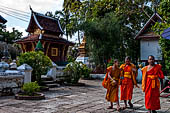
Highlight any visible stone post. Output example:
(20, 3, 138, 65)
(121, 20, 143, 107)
(46, 62, 57, 81)
(17, 64, 33, 84)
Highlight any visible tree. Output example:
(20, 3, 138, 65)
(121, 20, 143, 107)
(62, 0, 155, 63)
(45, 10, 77, 41)
(18, 51, 52, 85)
(63, 0, 82, 44)
(0, 24, 22, 59)
(80, 12, 121, 68)
(152, 1, 170, 75)
(0, 26, 22, 44)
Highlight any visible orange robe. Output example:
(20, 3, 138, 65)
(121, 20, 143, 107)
(142, 64, 164, 110)
(104, 66, 120, 102)
(120, 63, 137, 100)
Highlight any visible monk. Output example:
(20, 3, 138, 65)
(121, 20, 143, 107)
(102, 59, 121, 111)
(142, 55, 164, 113)
(120, 56, 139, 109)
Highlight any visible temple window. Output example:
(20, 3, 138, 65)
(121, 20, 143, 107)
(51, 48, 58, 56)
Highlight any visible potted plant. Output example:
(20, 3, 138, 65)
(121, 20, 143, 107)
(15, 81, 45, 100)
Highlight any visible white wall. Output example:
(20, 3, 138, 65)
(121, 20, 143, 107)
(140, 39, 162, 60)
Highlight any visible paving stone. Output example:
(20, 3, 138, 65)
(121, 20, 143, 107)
(0, 79, 169, 113)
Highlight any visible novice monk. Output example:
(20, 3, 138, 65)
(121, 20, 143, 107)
(120, 56, 139, 109)
(142, 55, 164, 113)
(102, 59, 121, 111)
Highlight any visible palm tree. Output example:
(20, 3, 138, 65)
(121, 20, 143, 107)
(62, 0, 81, 44)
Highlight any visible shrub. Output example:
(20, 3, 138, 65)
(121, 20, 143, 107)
(81, 64, 91, 79)
(18, 51, 52, 84)
(22, 81, 40, 96)
(64, 61, 91, 83)
(64, 61, 83, 84)
(107, 59, 124, 67)
(67, 55, 75, 63)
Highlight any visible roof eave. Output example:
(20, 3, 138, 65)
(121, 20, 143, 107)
(135, 13, 162, 39)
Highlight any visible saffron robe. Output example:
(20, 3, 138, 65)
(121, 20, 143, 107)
(105, 66, 120, 102)
(120, 63, 137, 100)
(142, 64, 164, 110)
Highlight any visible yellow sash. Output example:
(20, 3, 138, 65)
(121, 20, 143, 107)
(124, 72, 131, 78)
(147, 75, 159, 88)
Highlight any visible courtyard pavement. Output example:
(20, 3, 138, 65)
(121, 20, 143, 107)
(0, 79, 169, 113)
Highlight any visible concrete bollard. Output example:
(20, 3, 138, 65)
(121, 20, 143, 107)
(17, 64, 33, 84)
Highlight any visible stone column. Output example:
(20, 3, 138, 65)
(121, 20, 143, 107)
(17, 64, 33, 84)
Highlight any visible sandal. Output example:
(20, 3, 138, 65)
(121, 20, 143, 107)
(122, 105, 127, 110)
(107, 106, 113, 109)
(152, 110, 157, 113)
(128, 102, 133, 108)
(117, 106, 121, 111)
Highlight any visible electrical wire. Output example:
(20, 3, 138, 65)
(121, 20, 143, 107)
(0, 10, 29, 22)
(0, 9, 30, 20)
(0, 7, 30, 18)
(0, 4, 30, 15)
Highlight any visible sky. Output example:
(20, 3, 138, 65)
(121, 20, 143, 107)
(0, 0, 78, 42)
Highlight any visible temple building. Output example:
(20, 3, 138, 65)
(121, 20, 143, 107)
(16, 10, 74, 65)
(135, 12, 162, 64)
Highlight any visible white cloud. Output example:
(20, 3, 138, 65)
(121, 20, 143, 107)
(6, 26, 27, 36)
(0, 0, 79, 43)
(0, 0, 63, 13)
(0, 0, 64, 37)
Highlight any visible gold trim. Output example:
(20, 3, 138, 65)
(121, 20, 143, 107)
(46, 43, 50, 55)
(31, 42, 35, 51)
(51, 48, 58, 56)
(62, 45, 66, 57)
(42, 41, 46, 48)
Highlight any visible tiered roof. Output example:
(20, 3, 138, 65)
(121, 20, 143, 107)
(26, 11, 63, 34)
(16, 9, 74, 46)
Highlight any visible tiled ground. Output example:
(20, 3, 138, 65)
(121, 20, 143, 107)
(0, 79, 169, 113)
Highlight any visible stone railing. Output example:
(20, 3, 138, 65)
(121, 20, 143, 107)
(0, 61, 32, 95)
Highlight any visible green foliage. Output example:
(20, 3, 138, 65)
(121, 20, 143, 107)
(0, 25, 22, 44)
(80, 12, 121, 66)
(62, 0, 155, 66)
(64, 61, 82, 84)
(107, 59, 124, 67)
(81, 64, 91, 79)
(18, 51, 52, 84)
(107, 59, 114, 67)
(64, 61, 91, 83)
(22, 81, 40, 96)
(67, 55, 75, 63)
(152, 0, 170, 75)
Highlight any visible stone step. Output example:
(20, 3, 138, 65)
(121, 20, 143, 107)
(45, 83, 60, 88)
(41, 80, 55, 85)
(41, 75, 53, 81)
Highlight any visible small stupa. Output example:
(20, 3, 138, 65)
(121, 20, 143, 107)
(76, 37, 89, 65)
